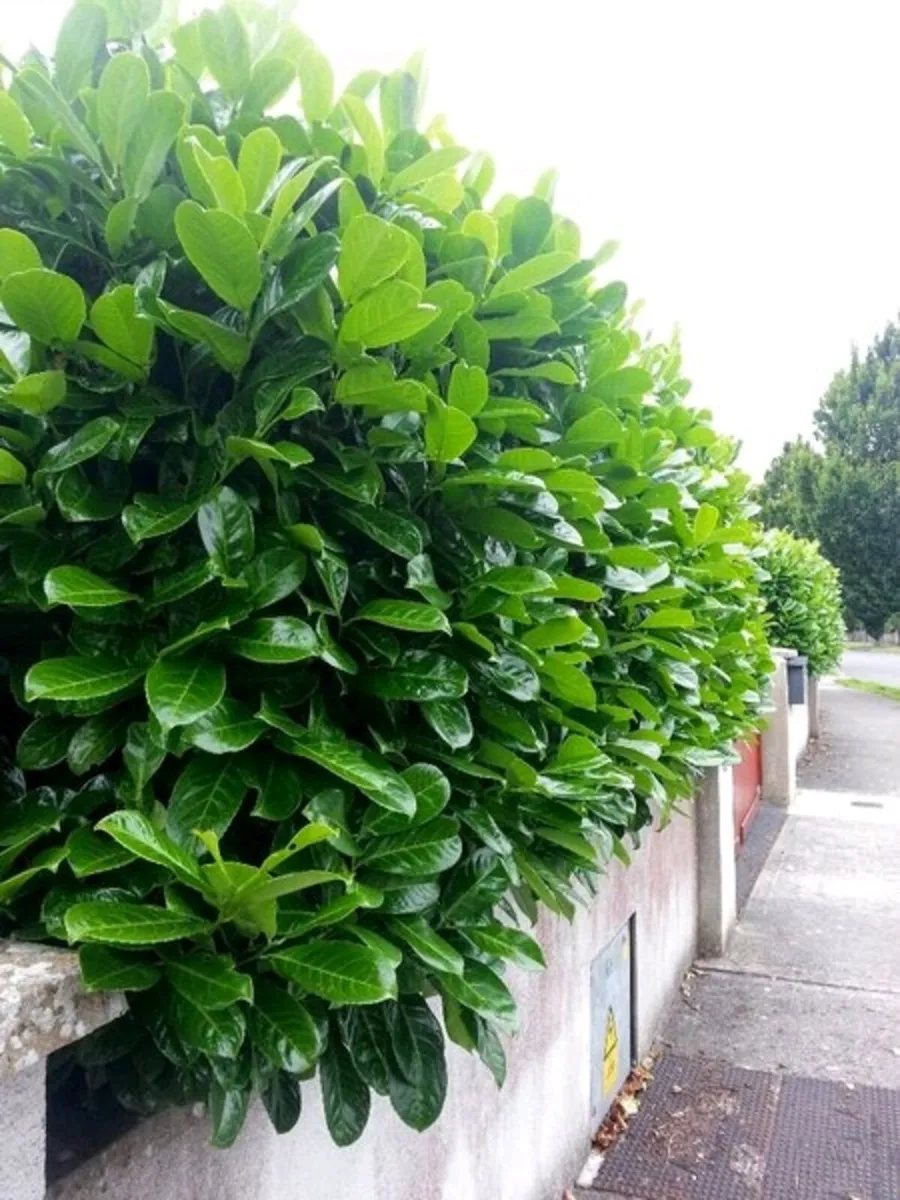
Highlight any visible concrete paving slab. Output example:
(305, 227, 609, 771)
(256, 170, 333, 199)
(720, 812, 900, 992)
(663, 969, 900, 1088)
(799, 678, 900, 796)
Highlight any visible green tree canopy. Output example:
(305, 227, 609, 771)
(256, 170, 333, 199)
(758, 318, 900, 637)
(759, 530, 844, 675)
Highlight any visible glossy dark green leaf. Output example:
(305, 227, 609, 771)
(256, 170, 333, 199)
(437, 962, 518, 1034)
(25, 658, 144, 703)
(386, 998, 447, 1130)
(145, 657, 226, 730)
(388, 917, 464, 975)
(258, 1068, 302, 1135)
(319, 1038, 371, 1147)
(165, 953, 253, 1010)
(420, 699, 473, 749)
(365, 651, 468, 702)
(67, 828, 135, 878)
(44, 566, 135, 609)
(65, 902, 212, 946)
(285, 730, 416, 815)
(363, 817, 462, 876)
(269, 941, 398, 1005)
(249, 980, 323, 1073)
(182, 698, 263, 754)
(341, 505, 423, 558)
(79, 945, 161, 994)
(168, 753, 248, 845)
(231, 617, 318, 663)
(97, 811, 206, 890)
(168, 986, 246, 1057)
(198, 486, 255, 578)
(16, 716, 72, 770)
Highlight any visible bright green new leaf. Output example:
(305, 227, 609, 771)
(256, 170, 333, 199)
(175, 201, 262, 311)
(238, 127, 283, 212)
(2, 269, 85, 344)
(199, 5, 251, 100)
(425, 401, 477, 463)
(341, 280, 437, 348)
(0, 230, 41, 281)
(338, 214, 410, 303)
(97, 52, 149, 167)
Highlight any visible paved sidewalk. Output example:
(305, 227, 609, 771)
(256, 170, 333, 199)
(578, 679, 900, 1200)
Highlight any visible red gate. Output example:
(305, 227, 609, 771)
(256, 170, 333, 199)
(733, 736, 762, 851)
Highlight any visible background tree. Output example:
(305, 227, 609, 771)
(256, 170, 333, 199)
(758, 318, 900, 637)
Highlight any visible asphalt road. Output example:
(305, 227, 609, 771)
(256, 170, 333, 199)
(841, 647, 900, 686)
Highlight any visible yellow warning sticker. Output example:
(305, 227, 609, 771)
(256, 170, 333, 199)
(602, 1007, 619, 1094)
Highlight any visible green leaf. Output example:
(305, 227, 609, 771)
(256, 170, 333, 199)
(244, 57, 295, 116)
(284, 730, 416, 816)
(342, 94, 384, 185)
(15, 66, 101, 165)
(522, 616, 589, 649)
(182, 698, 262, 754)
(269, 942, 398, 1005)
(319, 1039, 370, 1146)
(79, 945, 160, 993)
(44, 566, 135, 609)
(38, 416, 119, 475)
(466, 923, 546, 970)
(420, 699, 473, 749)
(365, 651, 468, 702)
(363, 816, 462, 875)
(91, 285, 154, 367)
(335, 362, 428, 413)
(539, 655, 596, 710)
(122, 494, 199, 543)
(297, 44, 334, 123)
(97, 52, 149, 167)
(175, 201, 262, 311)
(199, 4, 251, 100)
(0, 92, 33, 159)
(65, 902, 211, 946)
(341, 280, 437, 348)
(188, 140, 246, 216)
(155, 300, 250, 374)
(123, 91, 185, 201)
(341, 506, 423, 559)
(640, 608, 695, 630)
(67, 828, 135, 878)
(25, 658, 143, 703)
(145, 657, 226, 730)
(388, 917, 464, 975)
(7, 371, 66, 415)
(391, 146, 469, 193)
(355, 600, 450, 635)
(232, 617, 318, 663)
(0, 230, 42, 280)
(490, 251, 576, 298)
(0, 448, 26, 485)
(477, 566, 555, 595)
(437, 962, 518, 1034)
(168, 987, 246, 1058)
(694, 502, 720, 543)
(386, 998, 448, 1131)
(243, 548, 307, 609)
(2, 269, 85, 344)
(448, 363, 488, 416)
(17, 716, 72, 770)
(208, 1080, 250, 1148)
(250, 979, 323, 1072)
(54, 2, 107, 100)
(165, 954, 252, 1010)
(565, 406, 625, 449)
(97, 811, 206, 890)
(425, 402, 477, 463)
(238, 127, 282, 212)
(338, 214, 410, 303)
(168, 753, 248, 845)
(198, 486, 255, 577)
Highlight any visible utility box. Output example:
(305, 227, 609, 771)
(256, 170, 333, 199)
(589, 919, 634, 1129)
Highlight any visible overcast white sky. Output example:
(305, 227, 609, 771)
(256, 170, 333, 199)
(6, 1, 900, 477)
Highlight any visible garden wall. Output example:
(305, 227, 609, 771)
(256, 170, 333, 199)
(48, 812, 698, 1200)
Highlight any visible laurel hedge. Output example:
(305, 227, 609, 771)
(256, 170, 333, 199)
(0, 0, 771, 1148)
(760, 529, 844, 675)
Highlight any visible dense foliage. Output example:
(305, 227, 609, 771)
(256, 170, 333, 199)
(759, 319, 900, 637)
(759, 530, 844, 675)
(0, 0, 770, 1150)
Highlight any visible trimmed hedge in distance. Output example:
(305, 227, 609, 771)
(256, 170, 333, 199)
(760, 529, 844, 675)
(0, 1, 771, 1149)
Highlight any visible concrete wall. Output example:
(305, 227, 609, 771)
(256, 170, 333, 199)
(50, 813, 699, 1200)
(762, 650, 810, 806)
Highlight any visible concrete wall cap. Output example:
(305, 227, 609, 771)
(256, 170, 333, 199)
(0, 942, 125, 1081)
(771, 647, 799, 659)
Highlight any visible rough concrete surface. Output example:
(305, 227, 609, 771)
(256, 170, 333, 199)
(0, 943, 125, 1080)
(0, 1063, 46, 1200)
(587, 678, 900, 1199)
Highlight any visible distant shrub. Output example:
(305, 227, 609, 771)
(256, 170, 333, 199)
(760, 530, 845, 674)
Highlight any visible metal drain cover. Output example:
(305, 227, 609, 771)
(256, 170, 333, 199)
(589, 1054, 900, 1200)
